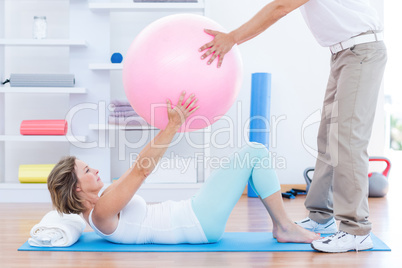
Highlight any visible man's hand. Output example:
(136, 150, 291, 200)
(198, 0, 309, 68)
(199, 29, 236, 68)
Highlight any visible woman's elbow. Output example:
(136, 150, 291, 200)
(133, 164, 151, 181)
(133, 157, 154, 178)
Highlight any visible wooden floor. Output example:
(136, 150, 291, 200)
(1, 187, 401, 268)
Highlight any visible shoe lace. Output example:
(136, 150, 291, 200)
(331, 231, 359, 252)
(327, 230, 345, 239)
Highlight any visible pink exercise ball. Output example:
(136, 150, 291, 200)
(123, 14, 243, 132)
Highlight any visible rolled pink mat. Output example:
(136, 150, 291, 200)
(20, 120, 68, 135)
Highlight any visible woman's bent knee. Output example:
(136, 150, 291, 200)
(244, 142, 267, 152)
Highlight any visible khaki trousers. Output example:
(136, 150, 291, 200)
(305, 40, 387, 236)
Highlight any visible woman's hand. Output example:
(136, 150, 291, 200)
(166, 91, 199, 130)
(199, 29, 236, 68)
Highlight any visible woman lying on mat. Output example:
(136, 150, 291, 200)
(47, 92, 320, 245)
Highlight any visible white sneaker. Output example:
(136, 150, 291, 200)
(311, 231, 373, 253)
(295, 217, 337, 234)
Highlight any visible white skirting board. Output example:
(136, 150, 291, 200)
(0, 183, 203, 203)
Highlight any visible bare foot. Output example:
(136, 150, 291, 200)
(273, 223, 321, 243)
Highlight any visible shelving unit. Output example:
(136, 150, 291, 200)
(88, 2, 205, 12)
(0, 0, 210, 203)
(0, 0, 5, 201)
(0, 1, 91, 201)
(0, 135, 86, 142)
(0, 87, 86, 94)
(87, 0, 210, 199)
(0, 182, 204, 203)
(89, 63, 122, 70)
(0, 39, 86, 46)
(89, 123, 156, 131)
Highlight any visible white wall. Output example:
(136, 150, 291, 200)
(205, 0, 386, 184)
(1, 0, 386, 185)
(384, 2, 402, 112)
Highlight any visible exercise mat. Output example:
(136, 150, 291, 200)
(19, 232, 390, 252)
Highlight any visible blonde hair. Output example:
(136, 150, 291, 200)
(47, 156, 85, 214)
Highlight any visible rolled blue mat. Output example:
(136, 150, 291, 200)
(248, 73, 272, 197)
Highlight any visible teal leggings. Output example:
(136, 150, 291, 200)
(191, 142, 281, 242)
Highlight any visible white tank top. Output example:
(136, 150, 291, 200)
(89, 195, 208, 244)
(299, 0, 382, 47)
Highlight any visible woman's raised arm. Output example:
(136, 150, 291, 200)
(92, 92, 199, 225)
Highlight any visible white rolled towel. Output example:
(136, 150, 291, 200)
(28, 210, 86, 247)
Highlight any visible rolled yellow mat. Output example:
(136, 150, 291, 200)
(18, 164, 55, 183)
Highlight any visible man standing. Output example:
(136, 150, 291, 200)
(199, 0, 387, 253)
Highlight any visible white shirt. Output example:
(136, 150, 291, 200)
(299, 0, 383, 47)
(89, 195, 208, 244)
